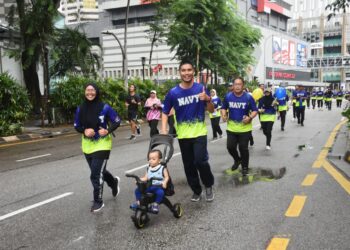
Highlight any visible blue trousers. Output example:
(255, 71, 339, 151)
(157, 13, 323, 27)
(135, 186, 164, 204)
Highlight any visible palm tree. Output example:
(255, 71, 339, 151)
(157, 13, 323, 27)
(326, 0, 350, 20)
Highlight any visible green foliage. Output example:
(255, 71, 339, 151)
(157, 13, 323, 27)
(50, 27, 100, 78)
(0, 73, 32, 136)
(342, 107, 350, 127)
(156, 0, 261, 81)
(326, 0, 349, 20)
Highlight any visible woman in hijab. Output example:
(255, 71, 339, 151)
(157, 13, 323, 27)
(209, 89, 223, 140)
(144, 90, 162, 137)
(74, 83, 122, 212)
(258, 88, 277, 150)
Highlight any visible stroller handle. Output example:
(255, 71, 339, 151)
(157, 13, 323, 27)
(125, 173, 142, 182)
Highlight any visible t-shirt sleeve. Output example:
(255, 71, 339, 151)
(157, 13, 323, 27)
(136, 95, 141, 103)
(162, 91, 173, 115)
(221, 95, 228, 110)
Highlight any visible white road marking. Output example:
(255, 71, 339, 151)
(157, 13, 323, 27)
(125, 152, 181, 173)
(0, 192, 73, 222)
(72, 236, 84, 242)
(16, 153, 52, 162)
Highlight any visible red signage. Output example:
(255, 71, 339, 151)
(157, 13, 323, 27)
(140, 0, 160, 4)
(152, 64, 163, 73)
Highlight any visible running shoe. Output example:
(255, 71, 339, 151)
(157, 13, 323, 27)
(205, 187, 214, 202)
(266, 145, 271, 150)
(242, 168, 249, 176)
(129, 135, 136, 140)
(112, 176, 120, 197)
(91, 201, 104, 213)
(191, 192, 202, 202)
(231, 160, 242, 171)
(136, 125, 141, 135)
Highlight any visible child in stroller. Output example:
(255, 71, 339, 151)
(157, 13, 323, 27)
(126, 134, 183, 229)
(130, 149, 169, 213)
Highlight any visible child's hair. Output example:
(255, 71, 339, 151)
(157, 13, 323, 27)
(148, 149, 162, 160)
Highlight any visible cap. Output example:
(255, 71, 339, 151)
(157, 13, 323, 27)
(150, 90, 157, 94)
(264, 88, 272, 93)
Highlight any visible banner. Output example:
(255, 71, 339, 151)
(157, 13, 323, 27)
(297, 43, 307, 67)
(289, 41, 296, 66)
(272, 36, 282, 64)
(281, 39, 289, 65)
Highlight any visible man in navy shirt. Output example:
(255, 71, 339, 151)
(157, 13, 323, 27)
(161, 60, 215, 202)
(293, 85, 307, 126)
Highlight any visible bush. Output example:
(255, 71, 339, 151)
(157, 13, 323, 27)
(0, 73, 32, 136)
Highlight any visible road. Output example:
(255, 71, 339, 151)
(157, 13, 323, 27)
(1, 105, 350, 250)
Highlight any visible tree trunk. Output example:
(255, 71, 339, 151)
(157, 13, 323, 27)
(22, 58, 41, 114)
(149, 30, 157, 78)
(214, 68, 218, 85)
(196, 45, 200, 82)
(124, 0, 131, 90)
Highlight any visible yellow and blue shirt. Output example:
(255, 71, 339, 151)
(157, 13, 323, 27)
(163, 82, 209, 139)
(221, 92, 258, 133)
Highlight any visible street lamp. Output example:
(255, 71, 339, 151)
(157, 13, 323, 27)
(141, 56, 146, 82)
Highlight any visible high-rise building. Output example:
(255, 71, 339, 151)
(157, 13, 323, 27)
(288, 0, 350, 89)
(58, 0, 100, 25)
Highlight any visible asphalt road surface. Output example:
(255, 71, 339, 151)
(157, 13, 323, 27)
(1, 104, 349, 250)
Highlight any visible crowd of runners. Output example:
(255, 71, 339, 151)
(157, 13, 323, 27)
(74, 60, 348, 213)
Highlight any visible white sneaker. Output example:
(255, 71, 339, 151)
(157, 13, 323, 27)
(266, 145, 271, 150)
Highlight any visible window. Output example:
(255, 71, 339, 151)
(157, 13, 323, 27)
(169, 67, 173, 76)
(136, 69, 139, 76)
(113, 70, 117, 78)
(131, 70, 134, 76)
(165, 68, 168, 76)
(118, 70, 121, 77)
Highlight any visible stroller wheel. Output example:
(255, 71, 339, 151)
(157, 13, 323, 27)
(132, 210, 149, 229)
(173, 203, 184, 218)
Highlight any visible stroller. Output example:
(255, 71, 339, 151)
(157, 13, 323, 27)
(126, 134, 183, 229)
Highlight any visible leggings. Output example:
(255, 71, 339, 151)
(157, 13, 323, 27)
(210, 117, 222, 138)
(279, 110, 286, 129)
(317, 99, 323, 108)
(261, 121, 274, 146)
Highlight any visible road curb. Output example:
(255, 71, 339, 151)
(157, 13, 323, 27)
(0, 120, 144, 145)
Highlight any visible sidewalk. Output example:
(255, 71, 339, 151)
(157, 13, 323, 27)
(0, 119, 143, 145)
(327, 122, 350, 176)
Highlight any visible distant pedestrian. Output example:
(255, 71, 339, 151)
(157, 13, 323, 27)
(74, 83, 121, 212)
(294, 85, 307, 126)
(209, 89, 223, 140)
(316, 88, 324, 110)
(125, 84, 141, 140)
(144, 90, 162, 137)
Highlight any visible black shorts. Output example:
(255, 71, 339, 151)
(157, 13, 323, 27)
(128, 111, 137, 122)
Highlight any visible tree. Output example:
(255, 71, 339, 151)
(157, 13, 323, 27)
(326, 0, 350, 20)
(155, 0, 261, 82)
(50, 27, 100, 78)
(7, 0, 58, 125)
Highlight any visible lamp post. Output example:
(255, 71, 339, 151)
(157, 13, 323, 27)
(141, 56, 146, 82)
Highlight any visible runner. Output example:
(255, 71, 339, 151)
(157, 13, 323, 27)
(258, 88, 277, 150)
(294, 85, 307, 126)
(306, 89, 311, 109)
(144, 90, 162, 137)
(324, 87, 333, 111)
(125, 84, 141, 140)
(316, 88, 324, 111)
(221, 77, 258, 176)
(74, 83, 121, 212)
(274, 88, 289, 131)
(209, 89, 223, 140)
(336, 89, 344, 108)
(291, 85, 299, 121)
(311, 88, 317, 109)
(161, 60, 215, 202)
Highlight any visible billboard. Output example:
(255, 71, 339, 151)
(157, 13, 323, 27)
(265, 67, 311, 81)
(272, 37, 307, 67)
(297, 43, 307, 67)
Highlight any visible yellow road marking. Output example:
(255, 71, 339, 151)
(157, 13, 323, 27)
(312, 160, 323, 169)
(266, 237, 290, 250)
(323, 160, 350, 195)
(0, 133, 78, 148)
(301, 174, 318, 186)
(285, 195, 307, 217)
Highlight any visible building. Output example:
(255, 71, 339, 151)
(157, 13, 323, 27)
(58, 0, 100, 25)
(288, 9, 350, 89)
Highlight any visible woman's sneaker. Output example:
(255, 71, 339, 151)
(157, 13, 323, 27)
(91, 201, 104, 213)
(112, 176, 120, 197)
(205, 187, 214, 202)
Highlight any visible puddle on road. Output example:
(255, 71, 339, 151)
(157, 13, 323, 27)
(219, 167, 286, 187)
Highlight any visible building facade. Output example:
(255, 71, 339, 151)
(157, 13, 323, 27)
(58, 0, 100, 25)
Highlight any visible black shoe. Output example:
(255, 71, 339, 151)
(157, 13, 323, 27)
(136, 125, 141, 135)
(242, 168, 249, 176)
(297, 120, 300, 124)
(281, 127, 284, 131)
(112, 176, 120, 197)
(91, 201, 104, 213)
(232, 160, 242, 171)
(250, 140, 254, 146)
(301, 123, 304, 126)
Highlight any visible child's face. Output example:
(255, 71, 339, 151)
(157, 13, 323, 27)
(148, 152, 161, 167)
